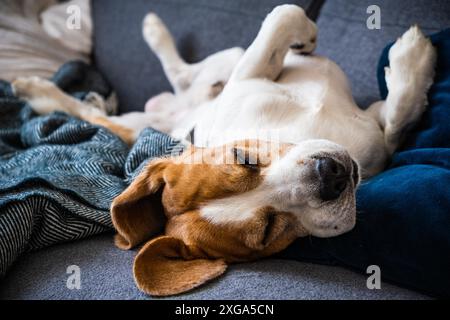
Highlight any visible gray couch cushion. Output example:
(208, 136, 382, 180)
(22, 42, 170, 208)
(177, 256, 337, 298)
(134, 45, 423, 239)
(315, 0, 450, 108)
(0, 234, 427, 299)
(92, 0, 318, 113)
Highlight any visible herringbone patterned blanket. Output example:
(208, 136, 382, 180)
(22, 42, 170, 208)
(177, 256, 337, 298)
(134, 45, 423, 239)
(0, 78, 181, 276)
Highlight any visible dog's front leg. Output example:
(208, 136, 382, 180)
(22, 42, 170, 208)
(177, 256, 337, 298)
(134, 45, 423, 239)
(229, 5, 317, 83)
(12, 76, 104, 118)
(367, 26, 436, 155)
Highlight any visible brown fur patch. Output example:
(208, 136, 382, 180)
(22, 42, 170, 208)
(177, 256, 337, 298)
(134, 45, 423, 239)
(111, 140, 297, 296)
(133, 236, 227, 296)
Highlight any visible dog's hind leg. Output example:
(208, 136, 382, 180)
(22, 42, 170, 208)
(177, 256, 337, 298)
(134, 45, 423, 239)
(229, 5, 317, 83)
(12, 76, 137, 145)
(366, 26, 436, 155)
(143, 13, 193, 93)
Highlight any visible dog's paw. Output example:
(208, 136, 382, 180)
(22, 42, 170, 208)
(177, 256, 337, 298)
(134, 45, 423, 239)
(265, 4, 317, 55)
(385, 25, 436, 117)
(382, 25, 437, 154)
(389, 25, 430, 60)
(12, 76, 55, 99)
(388, 25, 436, 83)
(142, 12, 172, 50)
(83, 91, 110, 115)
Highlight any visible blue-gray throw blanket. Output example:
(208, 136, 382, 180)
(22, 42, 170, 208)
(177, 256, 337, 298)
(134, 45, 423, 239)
(0, 67, 182, 276)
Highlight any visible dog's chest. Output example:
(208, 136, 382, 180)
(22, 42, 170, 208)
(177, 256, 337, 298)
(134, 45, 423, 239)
(193, 56, 388, 176)
(194, 70, 344, 146)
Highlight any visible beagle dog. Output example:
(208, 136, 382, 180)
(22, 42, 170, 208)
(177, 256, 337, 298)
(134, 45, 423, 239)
(11, 5, 436, 296)
(111, 139, 359, 296)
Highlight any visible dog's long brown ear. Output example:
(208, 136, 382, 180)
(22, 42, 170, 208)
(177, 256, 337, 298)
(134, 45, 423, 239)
(134, 236, 227, 296)
(111, 159, 168, 250)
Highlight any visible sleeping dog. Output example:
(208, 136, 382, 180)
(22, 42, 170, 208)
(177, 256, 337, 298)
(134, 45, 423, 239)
(11, 5, 436, 296)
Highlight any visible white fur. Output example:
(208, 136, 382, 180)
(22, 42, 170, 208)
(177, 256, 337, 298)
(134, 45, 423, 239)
(132, 6, 435, 178)
(11, 5, 436, 238)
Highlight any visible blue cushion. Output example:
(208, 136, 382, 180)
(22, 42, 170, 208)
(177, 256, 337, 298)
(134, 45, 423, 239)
(279, 29, 450, 298)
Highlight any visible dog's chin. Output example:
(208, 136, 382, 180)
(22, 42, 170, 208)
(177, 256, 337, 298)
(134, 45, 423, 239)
(300, 209, 356, 238)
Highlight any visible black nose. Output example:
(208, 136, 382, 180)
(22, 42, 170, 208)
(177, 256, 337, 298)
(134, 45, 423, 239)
(316, 158, 349, 201)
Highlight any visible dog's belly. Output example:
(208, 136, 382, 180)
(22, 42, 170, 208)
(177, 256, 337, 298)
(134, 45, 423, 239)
(193, 55, 388, 176)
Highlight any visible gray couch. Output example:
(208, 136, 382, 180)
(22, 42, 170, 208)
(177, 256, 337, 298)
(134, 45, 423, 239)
(1, 0, 449, 299)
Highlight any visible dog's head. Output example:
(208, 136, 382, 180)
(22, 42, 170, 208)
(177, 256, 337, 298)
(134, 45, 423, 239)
(111, 139, 359, 296)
